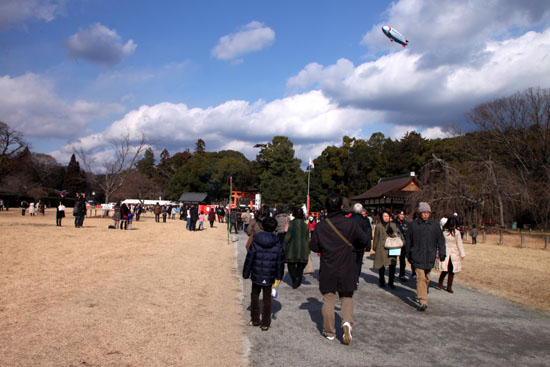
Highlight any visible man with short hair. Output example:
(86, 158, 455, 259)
(406, 202, 446, 311)
(394, 210, 410, 281)
(350, 203, 372, 284)
(310, 193, 369, 344)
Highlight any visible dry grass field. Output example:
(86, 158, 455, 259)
(0, 209, 244, 367)
(449, 233, 550, 312)
(2, 210, 549, 366)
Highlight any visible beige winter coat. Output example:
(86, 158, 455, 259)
(435, 230, 466, 272)
(373, 222, 400, 269)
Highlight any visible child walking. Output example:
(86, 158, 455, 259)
(242, 217, 284, 330)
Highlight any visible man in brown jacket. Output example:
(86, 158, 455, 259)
(153, 202, 161, 223)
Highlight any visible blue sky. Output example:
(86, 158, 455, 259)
(1, 0, 550, 168)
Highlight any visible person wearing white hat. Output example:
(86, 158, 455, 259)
(406, 202, 446, 311)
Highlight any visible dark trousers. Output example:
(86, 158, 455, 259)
(155, 214, 160, 222)
(162, 214, 167, 223)
(209, 220, 214, 228)
(74, 216, 80, 227)
(355, 250, 365, 282)
(56, 217, 62, 226)
(190, 220, 197, 231)
(379, 264, 396, 286)
(472, 236, 477, 244)
(230, 222, 238, 234)
(250, 283, 272, 327)
(287, 262, 306, 288)
(79, 216, 85, 227)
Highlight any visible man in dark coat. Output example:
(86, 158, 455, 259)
(310, 193, 369, 344)
(78, 193, 87, 227)
(350, 203, 372, 284)
(406, 202, 446, 311)
(190, 205, 199, 231)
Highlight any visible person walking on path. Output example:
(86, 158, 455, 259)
(21, 200, 28, 216)
(406, 202, 446, 311)
(208, 208, 216, 228)
(394, 210, 411, 281)
(77, 193, 87, 227)
(29, 202, 36, 216)
(275, 210, 289, 244)
(162, 205, 168, 223)
(309, 192, 369, 344)
(373, 211, 401, 289)
(190, 205, 198, 231)
(436, 217, 466, 293)
(229, 209, 239, 234)
(349, 204, 372, 284)
(153, 202, 161, 223)
(56, 201, 66, 226)
(242, 217, 284, 331)
(470, 225, 478, 244)
(198, 211, 205, 230)
(112, 202, 121, 228)
(120, 202, 130, 230)
(282, 207, 310, 289)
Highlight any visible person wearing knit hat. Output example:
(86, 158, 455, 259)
(405, 202, 446, 311)
(418, 202, 431, 213)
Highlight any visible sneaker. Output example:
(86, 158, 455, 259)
(399, 276, 408, 282)
(249, 321, 260, 326)
(342, 322, 352, 345)
(260, 325, 269, 331)
(417, 302, 428, 312)
(322, 331, 335, 341)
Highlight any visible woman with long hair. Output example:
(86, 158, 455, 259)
(373, 211, 401, 289)
(436, 217, 466, 293)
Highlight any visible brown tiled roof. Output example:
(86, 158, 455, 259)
(350, 174, 420, 200)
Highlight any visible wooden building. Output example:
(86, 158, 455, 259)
(350, 172, 421, 213)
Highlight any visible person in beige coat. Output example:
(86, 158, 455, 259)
(435, 217, 465, 293)
(373, 211, 402, 289)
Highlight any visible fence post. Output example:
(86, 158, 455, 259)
(499, 231, 503, 245)
(521, 234, 525, 248)
(482, 232, 486, 243)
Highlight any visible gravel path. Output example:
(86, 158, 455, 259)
(235, 231, 550, 367)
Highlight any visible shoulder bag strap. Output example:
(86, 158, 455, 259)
(325, 218, 353, 248)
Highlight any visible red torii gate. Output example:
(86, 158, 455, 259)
(231, 190, 257, 210)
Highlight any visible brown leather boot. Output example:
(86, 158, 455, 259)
(447, 273, 454, 293)
(438, 272, 447, 290)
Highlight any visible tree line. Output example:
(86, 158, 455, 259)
(1, 87, 548, 229)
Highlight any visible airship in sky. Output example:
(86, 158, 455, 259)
(382, 25, 408, 47)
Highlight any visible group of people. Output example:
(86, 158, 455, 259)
(242, 195, 466, 345)
(20, 200, 46, 216)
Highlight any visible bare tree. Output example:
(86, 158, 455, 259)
(0, 122, 27, 174)
(467, 87, 550, 228)
(75, 133, 147, 203)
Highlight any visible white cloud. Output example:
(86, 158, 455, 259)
(288, 28, 550, 129)
(52, 90, 378, 167)
(361, 0, 550, 68)
(65, 23, 137, 66)
(0, 73, 125, 139)
(212, 21, 275, 61)
(0, 0, 66, 30)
